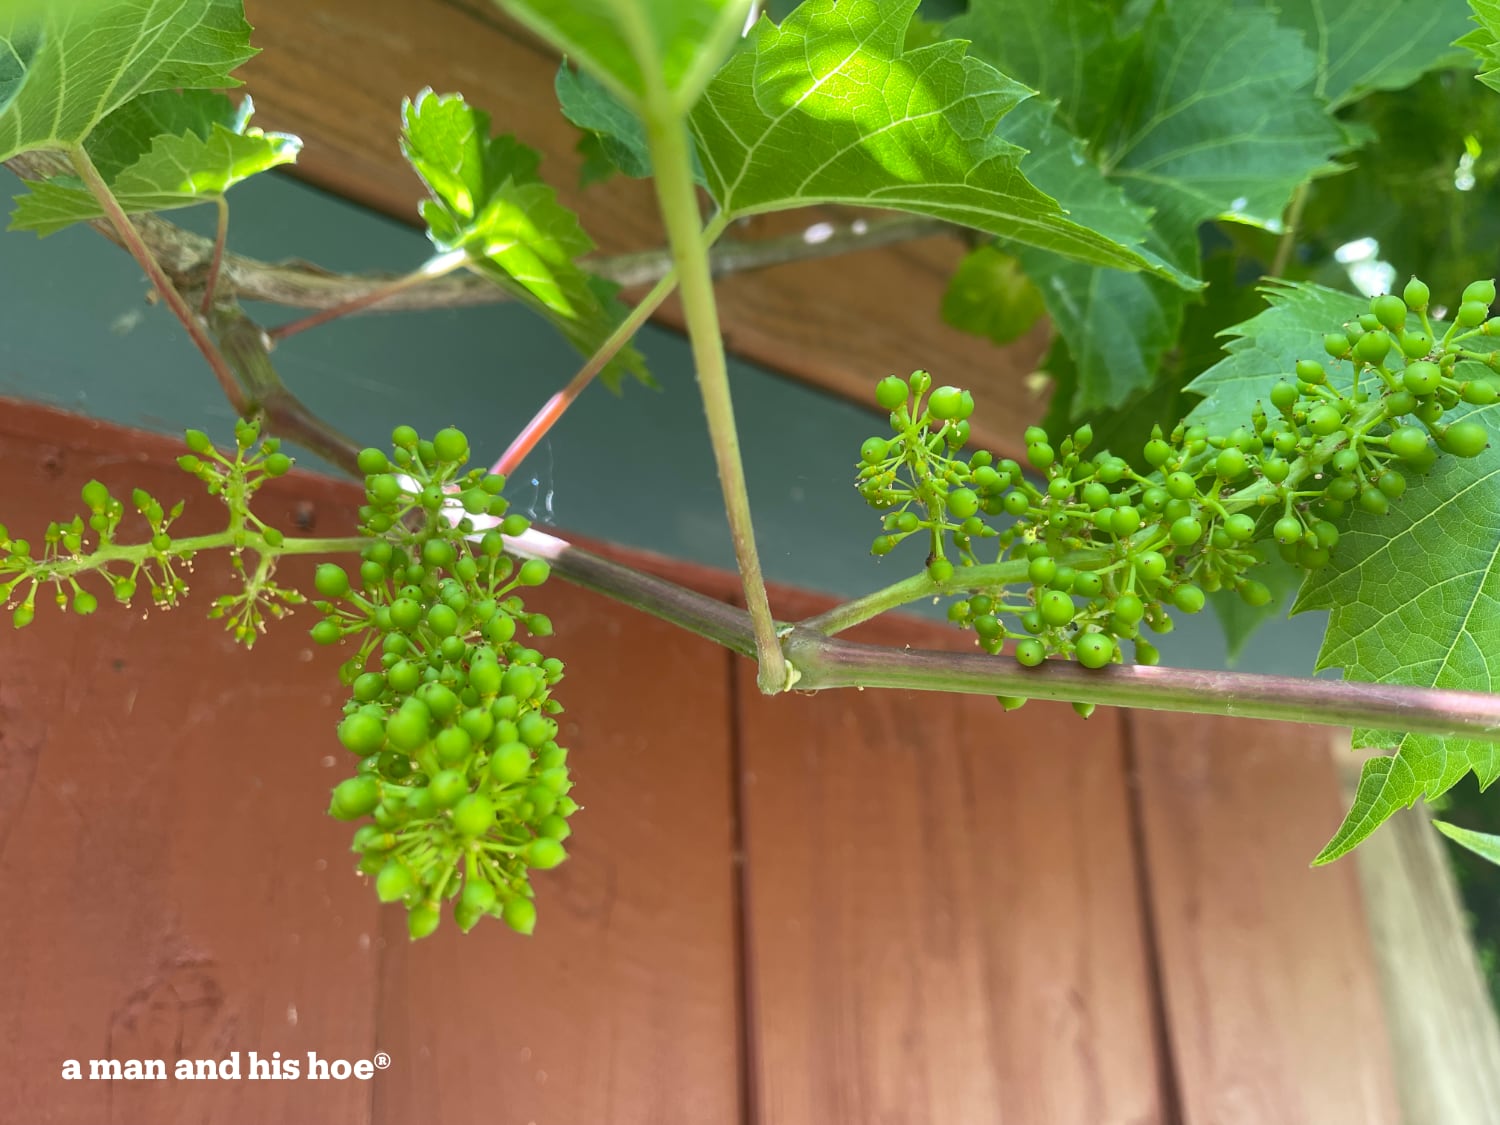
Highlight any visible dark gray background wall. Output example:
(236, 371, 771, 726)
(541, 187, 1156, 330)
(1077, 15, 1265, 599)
(0, 166, 1326, 673)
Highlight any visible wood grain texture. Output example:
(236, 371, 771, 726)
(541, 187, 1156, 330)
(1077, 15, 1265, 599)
(236, 0, 1051, 459)
(0, 399, 745, 1125)
(1335, 747, 1500, 1125)
(0, 410, 381, 1124)
(735, 604, 1165, 1125)
(369, 580, 744, 1125)
(1131, 712, 1401, 1125)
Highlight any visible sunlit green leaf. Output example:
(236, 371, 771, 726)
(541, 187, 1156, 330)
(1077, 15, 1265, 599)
(9, 92, 299, 236)
(401, 90, 648, 389)
(493, 0, 752, 112)
(1463, 0, 1500, 91)
(1435, 819, 1500, 865)
(689, 0, 1186, 278)
(554, 63, 707, 185)
(1191, 280, 1500, 863)
(0, 0, 255, 161)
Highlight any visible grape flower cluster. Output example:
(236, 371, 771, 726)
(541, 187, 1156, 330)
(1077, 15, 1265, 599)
(317, 426, 575, 940)
(857, 276, 1495, 674)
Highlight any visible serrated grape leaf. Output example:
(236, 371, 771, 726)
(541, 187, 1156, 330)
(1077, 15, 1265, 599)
(493, 0, 752, 113)
(687, 0, 1188, 278)
(1254, 0, 1474, 110)
(9, 92, 299, 236)
(400, 90, 647, 390)
(1190, 280, 1500, 863)
(940, 243, 1045, 347)
(554, 63, 708, 186)
(953, 0, 1345, 417)
(1434, 819, 1500, 864)
(0, 0, 255, 162)
(1463, 1, 1500, 91)
(1185, 280, 1364, 434)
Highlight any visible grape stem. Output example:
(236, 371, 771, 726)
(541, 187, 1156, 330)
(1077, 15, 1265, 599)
(497, 528, 1500, 741)
(642, 107, 787, 692)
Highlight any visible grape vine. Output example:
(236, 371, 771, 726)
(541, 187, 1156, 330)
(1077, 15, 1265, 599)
(856, 278, 1494, 685)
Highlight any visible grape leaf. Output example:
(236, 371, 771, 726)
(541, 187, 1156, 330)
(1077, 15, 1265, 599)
(953, 0, 1346, 417)
(1184, 280, 1363, 436)
(0, 0, 256, 162)
(9, 92, 299, 236)
(1462, 0, 1500, 91)
(554, 63, 707, 186)
(687, 0, 1189, 278)
(400, 90, 647, 389)
(1189, 280, 1500, 863)
(494, 0, 752, 112)
(1255, 0, 1474, 109)
(940, 243, 1045, 347)
(1434, 819, 1500, 864)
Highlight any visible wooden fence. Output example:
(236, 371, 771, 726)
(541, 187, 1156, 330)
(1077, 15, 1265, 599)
(0, 400, 1424, 1122)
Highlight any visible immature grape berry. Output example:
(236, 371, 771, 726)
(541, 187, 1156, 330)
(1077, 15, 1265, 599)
(433, 427, 469, 464)
(1171, 585, 1205, 614)
(1388, 426, 1430, 462)
(1296, 360, 1327, 385)
(1402, 361, 1441, 396)
(1439, 421, 1490, 458)
(1014, 638, 1046, 667)
(874, 376, 908, 411)
(1038, 589, 1074, 628)
(1354, 331, 1391, 365)
(1403, 277, 1430, 310)
(1371, 294, 1407, 333)
(927, 386, 965, 420)
(1074, 632, 1114, 669)
(1458, 301, 1490, 328)
(1463, 279, 1497, 306)
(357, 448, 390, 475)
(1323, 333, 1351, 358)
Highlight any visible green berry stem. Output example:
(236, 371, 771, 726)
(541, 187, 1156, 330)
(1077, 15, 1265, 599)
(780, 627, 1500, 741)
(642, 109, 788, 694)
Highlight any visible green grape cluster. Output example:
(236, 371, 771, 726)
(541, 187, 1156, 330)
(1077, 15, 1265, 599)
(0, 417, 299, 637)
(315, 426, 576, 940)
(858, 277, 1495, 672)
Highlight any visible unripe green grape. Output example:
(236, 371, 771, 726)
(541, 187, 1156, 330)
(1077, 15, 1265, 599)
(434, 727, 473, 767)
(1400, 331, 1432, 358)
(526, 837, 567, 870)
(387, 660, 421, 695)
(1307, 404, 1343, 436)
(1014, 638, 1046, 667)
(1112, 506, 1142, 536)
(330, 775, 382, 820)
(1047, 477, 1074, 501)
(1273, 516, 1303, 545)
(1169, 516, 1202, 547)
(517, 712, 558, 748)
(1463, 279, 1497, 306)
(1459, 301, 1490, 327)
(1354, 331, 1391, 365)
(72, 590, 98, 616)
(489, 742, 533, 784)
(948, 488, 979, 518)
(1439, 421, 1489, 458)
(502, 896, 537, 935)
(1038, 589, 1075, 628)
(1358, 487, 1389, 516)
(429, 769, 469, 808)
(1238, 580, 1272, 607)
(314, 564, 350, 599)
(1323, 333, 1351, 358)
(909, 370, 932, 396)
(386, 698, 432, 751)
(860, 437, 887, 464)
(1215, 447, 1248, 480)
(407, 902, 441, 941)
(972, 613, 1001, 639)
(1388, 425, 1430, 462)
(1075, 572, 1103, 597)
(1384, 389, 1417, 419)
(1371, 294, 1407, 333)
(357, 448, 389, 475)
(1402, 361, 1441, 395)
(870, 535, 895, 556)
(1223, 513, 1256, 542)
(1462, 380, 1500, 406)
(1403, 276, 1430, 310)
(1028, 556, 1058, 586)
(1312, 520, 1340, 549)
(1143, 439, 1172, 467)
(1269, 382, 1299, 411)
(432, 427, 469, 464)
(513, 559, 548, 587)
(1113, 592, 1145, 625)
(1071, 701, 1097, 719)
(376, 861, 415, 904)
(1296, 359, 1327, 384)
(1377, 470, 1406, 499)
(1171, 584, 1205, 614)
(1074, 632, 1115, 669)
(928, 558, 954, 583)
(1416, 398, 1445, 425)
(1026, 442, 1055, 470)
(1131, 551, 1164, 582)
(1298, 541, 1331, 569)
(263, 453, 292, 477)
(451, 793, 496, 837)
(1002, 490, 1030, 517)
(1081, 482, 1110, 510)
(310, 620, 342, 646)
(875, 376, 908, 410)
(927, 386, 964, 420)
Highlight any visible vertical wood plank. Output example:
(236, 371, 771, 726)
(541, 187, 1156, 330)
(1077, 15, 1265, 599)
(1131, 712, 1401, 1125)
(736, 611, 1164, 1125)
(0, 410, 382, 1124)
(369, 581, 744, 1125)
